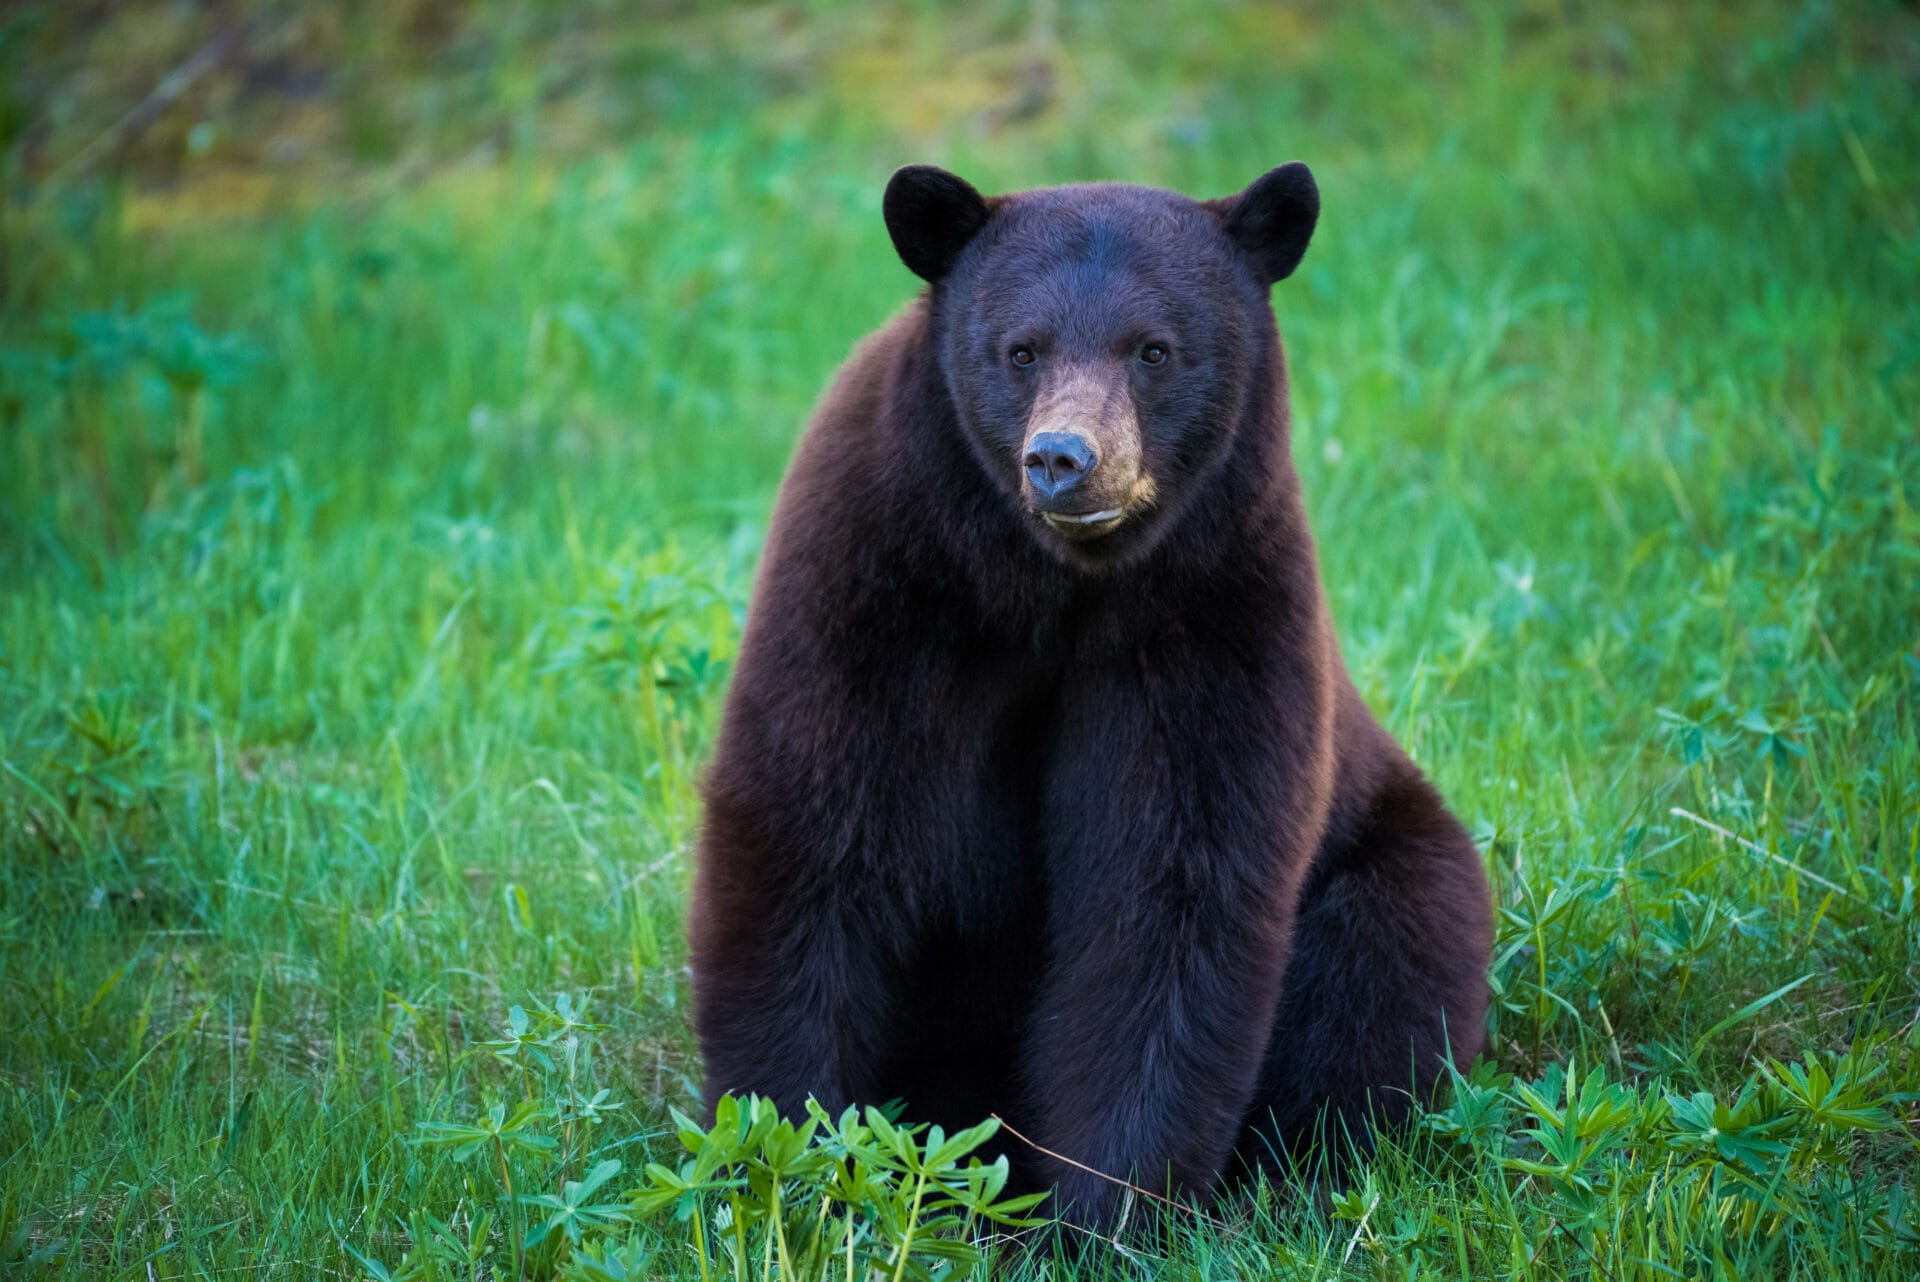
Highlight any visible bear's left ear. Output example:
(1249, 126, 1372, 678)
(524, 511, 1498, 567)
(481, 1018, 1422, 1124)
(1206, 162, 1319, 286)
(884, 165, 994, 283)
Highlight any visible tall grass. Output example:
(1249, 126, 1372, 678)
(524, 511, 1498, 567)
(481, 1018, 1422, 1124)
(2, 1, 1917, 1276)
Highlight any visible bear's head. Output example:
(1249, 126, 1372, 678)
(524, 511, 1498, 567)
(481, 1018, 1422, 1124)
(884, 163, 1318, 569)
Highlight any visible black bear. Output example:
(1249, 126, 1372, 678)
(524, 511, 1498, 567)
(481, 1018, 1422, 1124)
(689, 163, 1492, 1225)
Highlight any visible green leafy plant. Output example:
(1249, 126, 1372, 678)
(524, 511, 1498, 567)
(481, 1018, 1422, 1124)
(627, 1094, 1047, 1282)
(392, 995, 629, 1279)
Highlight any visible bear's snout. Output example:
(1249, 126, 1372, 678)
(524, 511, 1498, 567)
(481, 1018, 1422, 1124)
(1020, 366, 1145, 542)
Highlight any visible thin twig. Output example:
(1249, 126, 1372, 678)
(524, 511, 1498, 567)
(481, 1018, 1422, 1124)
(38, 20, 255, 194)
(978, 1216, 1151, 1266)
(988, 1114, 1228, 1229)
(1549, 1217, 1623, 1282)
(1339, 1187, 1376, 1265)
(1668, 807, 1892, 918)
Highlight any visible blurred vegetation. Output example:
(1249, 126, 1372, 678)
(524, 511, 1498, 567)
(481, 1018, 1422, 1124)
(2, 0, 1919, 1277)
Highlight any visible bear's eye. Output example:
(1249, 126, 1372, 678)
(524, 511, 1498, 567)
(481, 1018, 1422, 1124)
(1010, 346, 1036, 367)
(1140, 344, 1169, 366)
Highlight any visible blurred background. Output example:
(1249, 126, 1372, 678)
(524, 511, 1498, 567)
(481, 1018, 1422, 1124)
(2, 2, 1918, 1275)
(6, 0, 1913, 536)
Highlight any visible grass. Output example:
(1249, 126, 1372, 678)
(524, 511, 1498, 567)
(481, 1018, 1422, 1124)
(2, 0, 1919, 1276)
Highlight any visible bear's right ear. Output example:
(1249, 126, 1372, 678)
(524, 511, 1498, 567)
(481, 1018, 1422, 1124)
(884, 165, 993, 283)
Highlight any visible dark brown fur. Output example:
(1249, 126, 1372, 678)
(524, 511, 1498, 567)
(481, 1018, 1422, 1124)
(689, 167, 1491, 1226)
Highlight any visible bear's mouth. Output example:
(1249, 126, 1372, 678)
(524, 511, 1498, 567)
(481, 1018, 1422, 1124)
(1040, 508, 1127, 539)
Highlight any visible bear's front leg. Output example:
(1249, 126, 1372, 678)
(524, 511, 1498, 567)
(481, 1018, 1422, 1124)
(1021, 646, 1333, 1226)
(690, 781, 901, 1118)
(690, 640, 941, 1118)
(690, 616, 1019, 1122)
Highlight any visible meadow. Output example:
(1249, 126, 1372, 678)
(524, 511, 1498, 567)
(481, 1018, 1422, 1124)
(2, 1, 1918, 1277)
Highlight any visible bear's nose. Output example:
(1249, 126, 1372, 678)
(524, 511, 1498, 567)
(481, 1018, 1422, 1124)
(1023, 432, 1098, 499)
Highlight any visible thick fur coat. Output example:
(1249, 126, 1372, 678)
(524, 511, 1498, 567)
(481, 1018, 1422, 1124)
(690, 164, 1492, 1225)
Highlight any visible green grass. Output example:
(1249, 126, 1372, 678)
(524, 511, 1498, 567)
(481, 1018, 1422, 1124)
(3, 1, 1919, 1277)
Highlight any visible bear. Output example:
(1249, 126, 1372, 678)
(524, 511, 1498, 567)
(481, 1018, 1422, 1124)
(688, 162, 1493, 1227)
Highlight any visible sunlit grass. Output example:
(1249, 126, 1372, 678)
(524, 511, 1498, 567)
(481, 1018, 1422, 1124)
(2, 1, 1918, 1276)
